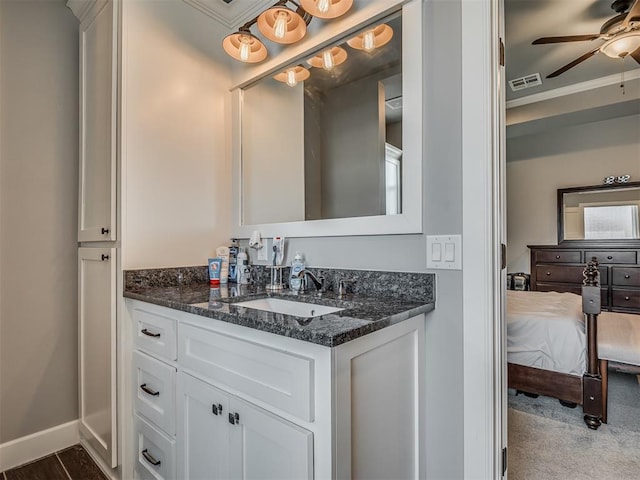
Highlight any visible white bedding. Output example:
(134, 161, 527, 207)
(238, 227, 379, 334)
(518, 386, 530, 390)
(507, 290, 586, 376)
(598, 311, 640, 366)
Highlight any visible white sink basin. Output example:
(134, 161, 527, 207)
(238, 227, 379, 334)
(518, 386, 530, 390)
(233, 297, 344, 318)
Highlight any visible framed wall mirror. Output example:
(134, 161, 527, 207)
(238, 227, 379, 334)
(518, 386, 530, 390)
(231, 1, 423, 238)
(558, 182, 640, 243)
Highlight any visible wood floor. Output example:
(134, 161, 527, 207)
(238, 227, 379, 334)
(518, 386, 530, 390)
(1, 445, 106, 480)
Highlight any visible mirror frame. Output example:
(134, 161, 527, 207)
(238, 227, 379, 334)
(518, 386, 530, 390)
(557, 181, 640, 244)
(230, 0, 422, 238)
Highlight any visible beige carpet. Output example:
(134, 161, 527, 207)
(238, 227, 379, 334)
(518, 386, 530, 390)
(508, 371, 640, 479)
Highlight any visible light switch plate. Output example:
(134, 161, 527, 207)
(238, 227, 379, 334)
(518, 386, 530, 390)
(427, 235, 462, 270)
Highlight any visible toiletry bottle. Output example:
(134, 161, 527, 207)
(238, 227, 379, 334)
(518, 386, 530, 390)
(237, 249, 250, 285)
(289, 252, 305, 292)
(228, 238, 239, 283)
(216, 246, 230, 284)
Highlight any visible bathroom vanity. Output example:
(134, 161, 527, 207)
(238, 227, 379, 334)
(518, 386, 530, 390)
(124, 267, 434, 480)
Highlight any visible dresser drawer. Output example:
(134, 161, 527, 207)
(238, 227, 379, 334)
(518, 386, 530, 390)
(585, 251, 637, 265)
(611, 289, 640, 310)
(536, 283, 608, 307)
(612, 267, 640, 287)
(133, 304, 178, 362)
(134, 351, 176, 436)
(535, 265, 608, 285)
(534, 250, 581, 264)
(179, 323, 314, 422)
(134, 414, 176, 480)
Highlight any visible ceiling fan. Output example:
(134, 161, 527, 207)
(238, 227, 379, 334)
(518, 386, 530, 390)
(532, 0, 640, 78)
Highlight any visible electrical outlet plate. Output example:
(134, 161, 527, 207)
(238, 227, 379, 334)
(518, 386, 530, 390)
(257, 239, 269, 261)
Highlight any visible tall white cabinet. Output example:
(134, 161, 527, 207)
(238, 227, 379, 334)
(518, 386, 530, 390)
(72, 0, 119, 469)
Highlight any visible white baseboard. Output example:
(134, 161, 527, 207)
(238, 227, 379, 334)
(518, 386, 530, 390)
(0, 420, 80, 472)
(79, 435, 119, 480)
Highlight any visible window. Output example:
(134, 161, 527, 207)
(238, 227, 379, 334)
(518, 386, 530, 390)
(583, 205, 639, 239)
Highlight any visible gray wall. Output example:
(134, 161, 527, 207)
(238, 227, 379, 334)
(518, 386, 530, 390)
(240, 1, 465, 477)
(506, 114, 640, 272)
(0, 0, 79, 443)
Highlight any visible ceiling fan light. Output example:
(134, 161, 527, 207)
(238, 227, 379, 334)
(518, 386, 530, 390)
(307, 46, 348, 70)
(347, 24, 393, 51)
(257, 6, 307, 44)
(273, 65, 311, 87)
(601, 32, 640, 58)
(299, 0, 353, 19)
(222, 31, 268, 63)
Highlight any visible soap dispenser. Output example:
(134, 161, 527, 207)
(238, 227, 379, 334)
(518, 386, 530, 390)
(289, 252, 305, 292)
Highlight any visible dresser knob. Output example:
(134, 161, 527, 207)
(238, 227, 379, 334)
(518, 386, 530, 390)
(546, 272, 551, 276)
(625, 275, 631, 279)
(607, 256, 613, 260)
(555, 255, 561, 259)
(625, 296, 630, 301)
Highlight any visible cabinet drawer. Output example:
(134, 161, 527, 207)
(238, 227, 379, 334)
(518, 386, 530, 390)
(612, 267, 640, 287)
(585, 251, 637, 265)
(611, 289, 640, 310)
(134, 351, 176, 436)
(534, 250, 581, 264)
(133, 305, 177, 362)
(535, 283, 608, 307)
(535, 266, 608, 285)
(134, 414, 176, 480)
(179, 323, 314, 422)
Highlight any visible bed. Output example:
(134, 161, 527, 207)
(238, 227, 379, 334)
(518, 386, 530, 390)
(507, 271, 640, 429)
(507, 260, 606, 429)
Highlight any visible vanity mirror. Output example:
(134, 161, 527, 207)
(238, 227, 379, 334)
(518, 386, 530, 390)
(231, 1, 423, 238)
(558, 182, 640, 243)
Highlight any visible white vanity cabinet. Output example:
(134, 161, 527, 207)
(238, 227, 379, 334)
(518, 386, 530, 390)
(126, 298, 425, 480)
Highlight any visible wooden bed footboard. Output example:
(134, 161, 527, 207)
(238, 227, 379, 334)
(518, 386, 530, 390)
(508, 257, 606, 429)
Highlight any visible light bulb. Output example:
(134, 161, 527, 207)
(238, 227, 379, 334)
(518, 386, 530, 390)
(239, 35, 251, 62)
(363, 30, 376, 52)
(322, 50, 334, 70)
(286, 69, 298, 87)
(317, 0, 330, 14)
(273, 11, 288, 40)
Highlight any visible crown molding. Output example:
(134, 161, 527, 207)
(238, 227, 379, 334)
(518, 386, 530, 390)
(181, 0, 274, 29)
(506, 68, 640, 109)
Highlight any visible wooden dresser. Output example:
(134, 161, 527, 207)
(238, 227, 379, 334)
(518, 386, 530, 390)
(529, 244, 640, 314)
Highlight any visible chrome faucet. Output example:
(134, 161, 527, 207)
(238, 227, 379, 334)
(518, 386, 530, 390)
(294, 269, 325, 294)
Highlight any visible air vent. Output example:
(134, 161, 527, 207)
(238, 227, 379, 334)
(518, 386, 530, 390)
(385, 96, 403, 110)
(508, 73, 542, 92)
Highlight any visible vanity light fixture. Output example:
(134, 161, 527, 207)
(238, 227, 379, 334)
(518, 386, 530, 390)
(257, 3, 310, 44)
(222, 0, 352, 64)
(299, 0, 353, 19)
(307, 46, 347, 70)
(222, 28, 268, 63)
(273, 65, 311, 87)
(347, 23, 393, 52)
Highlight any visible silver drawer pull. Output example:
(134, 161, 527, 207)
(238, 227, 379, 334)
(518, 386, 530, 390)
(141, 449, 161, 466)
(141, 328, 161, 338)
(140, 384, 159, 396)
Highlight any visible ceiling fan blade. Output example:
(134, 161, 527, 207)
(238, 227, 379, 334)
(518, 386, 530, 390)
(546, 48, 600, 78)
(622, 0, 640, 26)
(631, 46, 640, 64)
(532, 34, 603, 45)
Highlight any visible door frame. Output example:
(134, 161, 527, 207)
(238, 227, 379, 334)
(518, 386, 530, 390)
(461, 0, 506, 478)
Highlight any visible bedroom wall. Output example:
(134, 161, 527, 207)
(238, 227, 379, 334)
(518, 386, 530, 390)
(506, 113, 640, 273)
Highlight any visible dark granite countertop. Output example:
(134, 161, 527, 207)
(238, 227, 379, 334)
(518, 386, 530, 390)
(123, 266, 435, 347)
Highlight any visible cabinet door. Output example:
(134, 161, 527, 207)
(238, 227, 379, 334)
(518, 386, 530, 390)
(78, 0, 117, 242)
(177, 373, 230, 480)
(78, 247, 117, 467)
(228, 396, 313, 480)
